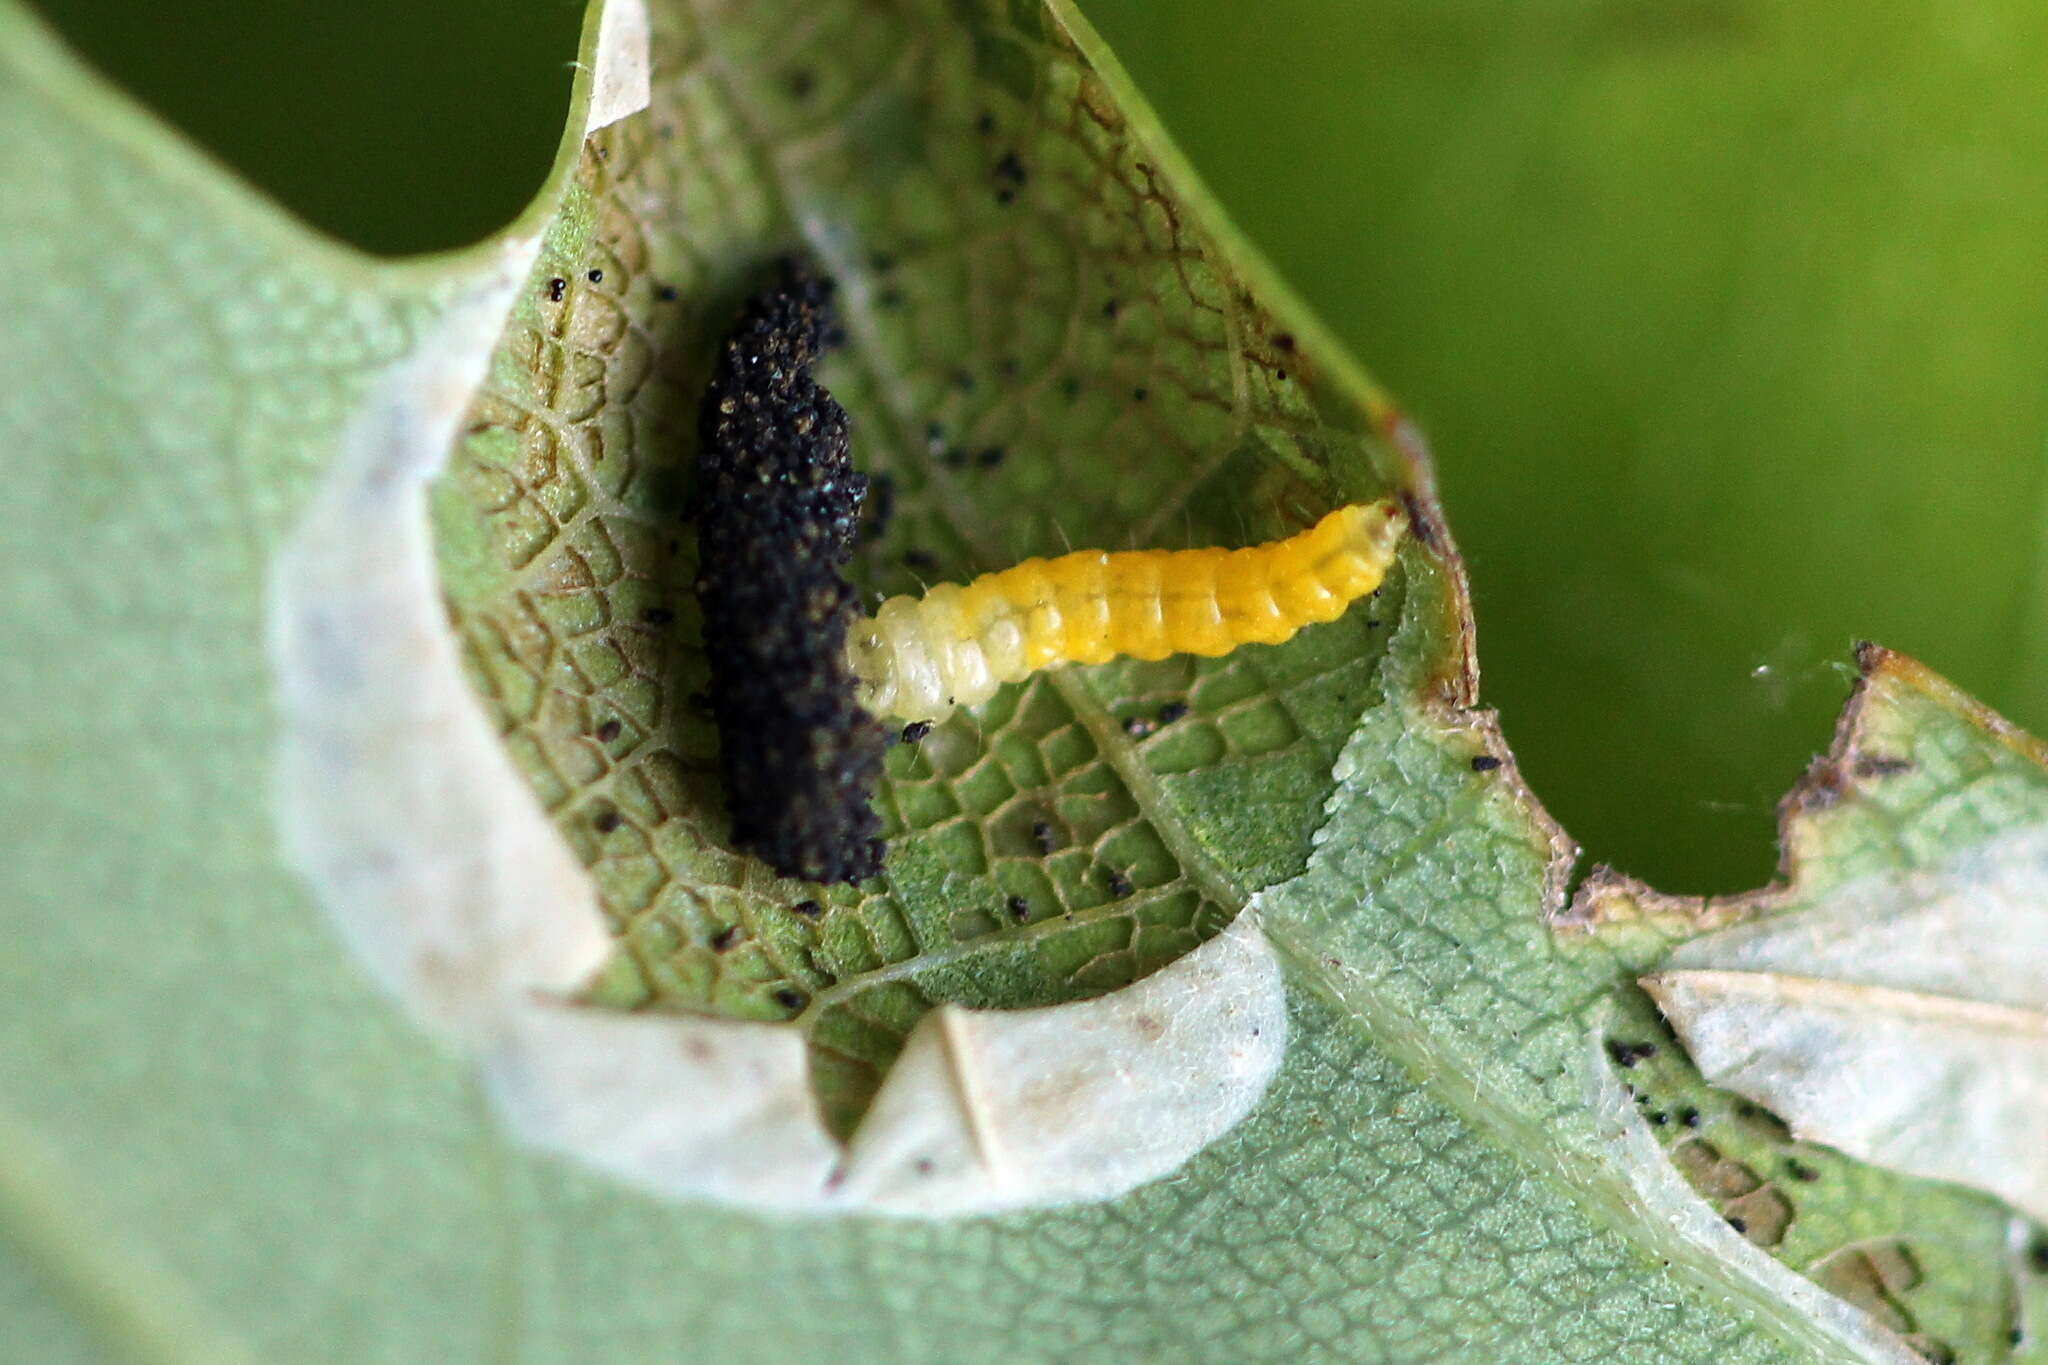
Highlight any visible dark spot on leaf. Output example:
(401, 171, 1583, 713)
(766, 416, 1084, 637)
(905, 549, 937, 571)
(595, 719, 622, 743)
(1007, 895, 1029, 920)
(656, 283, 678, 302)
(1726, 1216, 1747, 1234)
(1102, 298, 1120, 320)
(787, 68, 816, 98)
(1470, 754, 1503, 772)
(792, 899, 823, 917)
(977, 445, 1007, 469)
(641, 605, 674, 626)
(710, 925, 738, 952)
(975, 110, 995, 134)
(993, 150, 1027, 185)
(545, 277, 566, 301)
(1158, 700, 1189, 725)
(774, 987, 807, 1010)
(1784, 1157, 1819, 1182)
(1032, 820, 1058, 855)
(1733, 1099, 1793, 1141)
(901, 721, 932, 744)
(1104, 867, 1133, 898)
(1275, 332, 1297, 352)
(1132, 386, 1148, 401)
(1854, 754, 1913, 778)
(1606, 1039, 1657, 1068)
(1649, 1111, 1669, 1126)
(1679, 1107, 1701, 1129)
(586, 268, 603, 283)
(591, 806, 621, 833)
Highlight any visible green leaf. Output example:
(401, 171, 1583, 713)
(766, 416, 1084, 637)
(1638, 647, 2048, 1231)
(1, 0, 2034, 1359)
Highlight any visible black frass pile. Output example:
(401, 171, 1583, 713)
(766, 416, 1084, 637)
(693, 261, 888, 884)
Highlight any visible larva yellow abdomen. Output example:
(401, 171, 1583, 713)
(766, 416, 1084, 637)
(847, 499, 1407, 723)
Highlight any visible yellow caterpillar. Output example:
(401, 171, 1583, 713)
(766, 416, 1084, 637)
(847, 500, 1408, 723)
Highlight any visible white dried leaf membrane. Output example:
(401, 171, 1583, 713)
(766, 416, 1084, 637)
(492, 916, 1284, 1215)
(265, 0, 1285, 1217)
(1645, 820, 2048, 1227)
(584, 0, 650, 131)
(271, 259, 612, 1042)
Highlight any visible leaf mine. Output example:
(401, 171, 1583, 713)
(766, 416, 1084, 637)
(417, 0, 1426, 1156)
(276, 0, 1321, 1215)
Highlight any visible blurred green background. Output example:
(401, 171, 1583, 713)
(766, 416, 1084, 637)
(29, 0, 582, 253)
(31, 0, 2048, 894)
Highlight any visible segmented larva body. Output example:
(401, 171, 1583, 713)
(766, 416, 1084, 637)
(848, 499, 1408, 723)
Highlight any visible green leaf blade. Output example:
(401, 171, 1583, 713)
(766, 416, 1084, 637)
(5, 0, 2033, 1357)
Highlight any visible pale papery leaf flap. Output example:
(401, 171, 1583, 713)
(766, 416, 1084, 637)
(1631, 646, 2048, 1228)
